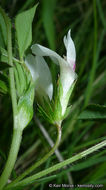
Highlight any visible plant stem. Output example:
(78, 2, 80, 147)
(0, 7, 22, 190)
(6, 124, 62, 187)
(6, 140, 106, 188)
(0, 7, 17, 117)
(35, 117, 73, 184)
(0, 129, 22, 190)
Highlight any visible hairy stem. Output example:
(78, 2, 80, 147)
(0, 7, 17, 117)
(6, 124, 62, 188)
(0, 129, 22, 190)
(0, 7, 22, 190)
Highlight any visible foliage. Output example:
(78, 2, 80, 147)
(0, 0, 106, 189)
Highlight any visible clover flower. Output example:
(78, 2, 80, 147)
(25, 30, 77, 122)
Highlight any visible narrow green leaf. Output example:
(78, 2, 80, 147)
(26, 155, 106, 185)
(15, 4, 38, 59)
(89, 162, 106, 182)
(84, 0, 97, 107)
(0, 11, 7, 47)
(78, 104, 106, 120)
(97, 0, 106, 30)
(6, 140, 106, 188)
(42, 0, 56, 50)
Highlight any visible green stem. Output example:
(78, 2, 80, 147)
(2, 50, 23, 64)
(6, 124, 61, 187)
(0, 7, 22, 190)
(0, 7, 17, 117)
(6, 140, 106, 189)
(0, 129, 22, 190)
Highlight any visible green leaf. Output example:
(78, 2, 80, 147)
(97, 0, 106, 30)
(42, 0, 56, 49)
(0, 11, 7, 47)
(15, 4, 38, 59)
(78, 104, 106, 120)
(7, 140, 106, 187)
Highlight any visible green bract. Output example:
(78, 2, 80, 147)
(15, 85, 34, 130)
(14, 61, 35, 130)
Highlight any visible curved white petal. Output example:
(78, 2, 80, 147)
(25, 54, 39, 82)
(25, 54, 53, 100)
(31, 44, 63, 65)
(60, 64, 77, 115)
(35, 56, 53, 100)
(30, 30, 77, 116)
(63, 30, 76, 70)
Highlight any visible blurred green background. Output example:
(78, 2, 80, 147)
(0, 0, 106, 189)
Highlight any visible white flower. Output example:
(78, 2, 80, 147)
(25, 54, 53, 100)
(31, 29, 77, 117)
(63, 30, 76, 71)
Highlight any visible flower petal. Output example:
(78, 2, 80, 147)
(35, 56, 53, 100)
(25, 54, 39, 82)
(60, 64, 77, 115)
(25, 54, 53, 100)
(31, 44, 62, 65)
(63, 30, 76, 70)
